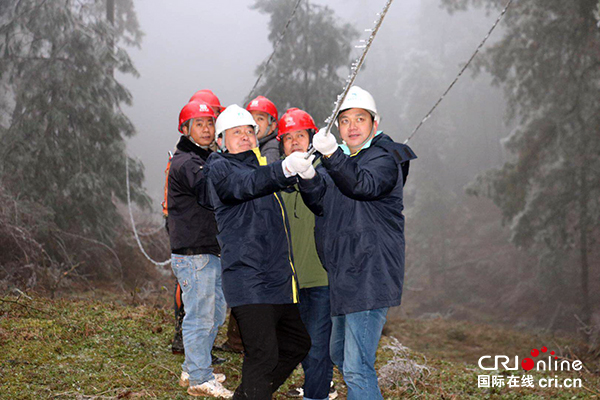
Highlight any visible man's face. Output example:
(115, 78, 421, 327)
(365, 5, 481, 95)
(182, 117, 215, 147)
(250, 111, 275, 140)
(219, 125, 257, 154)
(338, 108, 377, 153)
(281, 130, 310, 156)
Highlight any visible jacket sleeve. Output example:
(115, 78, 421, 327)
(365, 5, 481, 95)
(208, 157, 296, 204)
(179, 159, 213, 210)
(298, 169, 326, 216)
(321, 147, 398, 201)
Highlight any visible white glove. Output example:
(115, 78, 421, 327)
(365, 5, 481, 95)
(282, 152, 315, 177)
(312, 128, 338, 156)
(298, 165, 316, 180)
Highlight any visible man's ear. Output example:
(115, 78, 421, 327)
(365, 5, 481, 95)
(182, 125, 189, 135)
(373, 120, 379, 132)
(217, 136, 223, 148)
(268, 121, 277, 135)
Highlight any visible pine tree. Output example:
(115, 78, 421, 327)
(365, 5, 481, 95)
(444, 0, 600, 326)
(249, 0, 359, 125)
(0, 0, 148, 243)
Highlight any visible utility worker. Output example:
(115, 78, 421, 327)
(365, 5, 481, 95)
(168, 100, 232, 398)
(278, 108, 337, 400)
(215, 95, 280, 355)
(246, 95, 279, 164)
(170, 89, 225, 356)
(298, 86, 417, 400)
(205, 105, 314, 399)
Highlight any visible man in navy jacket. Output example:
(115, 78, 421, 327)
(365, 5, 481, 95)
(206, 105, 315, 399)
(298, 86, 416, 400)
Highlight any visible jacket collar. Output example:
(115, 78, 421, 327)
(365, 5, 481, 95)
(221, 147, 266, 166)
(177, 136, 212, 160)
(340, 130, 383, 156)
(259, 130, 278, 146)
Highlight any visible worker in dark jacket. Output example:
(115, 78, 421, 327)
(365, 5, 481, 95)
(216, 95, 280, 354)
(167, 100, 232, 398)
(246, 95, 280, 164)
(298, 86, 416, 400)
(205, 104, 313, 399)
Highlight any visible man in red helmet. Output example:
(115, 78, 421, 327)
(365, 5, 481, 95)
(169, 90, 226, 357)
(278, 108, 336, 400)
(246, 95, 280, 164)
(167, 100, 232, 398)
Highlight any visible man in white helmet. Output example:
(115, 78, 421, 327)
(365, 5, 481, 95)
(205, 105, 316, 399)
(297, 86, 417, 400)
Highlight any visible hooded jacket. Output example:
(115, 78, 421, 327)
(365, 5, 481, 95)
(205, 148, 299, 308)
(167, 136, 219, 255)
(299, 133, 416, 316)
(259, 131, 280, 165)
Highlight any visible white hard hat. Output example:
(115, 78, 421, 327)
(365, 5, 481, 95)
(335, 86, 380, 126)
(215, 104, 258, 151)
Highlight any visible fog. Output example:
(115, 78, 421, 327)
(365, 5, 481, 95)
(114, 0, 599, 332)
(121, 0, 499, 205)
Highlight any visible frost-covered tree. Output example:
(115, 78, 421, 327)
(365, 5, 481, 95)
(444, 0, 600, 326)
(249, 0, 358, 125)
(0, 0, 148, 243)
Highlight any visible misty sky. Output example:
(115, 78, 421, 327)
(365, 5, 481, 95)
(120, 0, 497, 207)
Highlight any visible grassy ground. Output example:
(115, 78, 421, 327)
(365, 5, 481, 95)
(1, 294, 599, 399)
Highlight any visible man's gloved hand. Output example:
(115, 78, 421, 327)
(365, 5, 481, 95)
(282, 152, 316, 177)
(312, 128, 338, 156)
(298, 165, 316, 180)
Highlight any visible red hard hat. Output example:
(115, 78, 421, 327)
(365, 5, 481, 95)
(277, 108, 318, 140)
(189, 89, 223, 113)
(246, 95, 278, 122)
(178, 101, 216, 133)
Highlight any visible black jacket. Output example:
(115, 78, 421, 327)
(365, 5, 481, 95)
(167, 136, 219, 255)
(205, 148, 299, 308)
(299, 133, 416, 316)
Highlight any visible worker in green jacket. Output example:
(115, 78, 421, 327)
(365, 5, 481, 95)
(278, 108, 336, 400)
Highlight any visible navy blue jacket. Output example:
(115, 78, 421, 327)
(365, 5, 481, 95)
(205, 148, 299, 308)
(299, 133, 416, 316)
(167, 137, 219, 255)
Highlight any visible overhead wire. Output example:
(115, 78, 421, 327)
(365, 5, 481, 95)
(245, 0, 304, 104)
(403, 0, 514, 144)
(125, 156, 171, 267)
(307, 0, 395, 157)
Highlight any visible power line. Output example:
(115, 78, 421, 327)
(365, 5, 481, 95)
(403, 0, 514, 145)
(245, 0, 304, 104)
(307, 0, 395, 157)
(125, 156, 171, 267)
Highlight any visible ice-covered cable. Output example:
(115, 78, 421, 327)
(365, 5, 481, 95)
(125, 156, 171, 267)
(403, 0, 514, 144)
(307, 0, 394, 157)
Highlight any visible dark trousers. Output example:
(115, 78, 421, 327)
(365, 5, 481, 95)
(232, 303, 311, 400)
(298, 286, 333, 400)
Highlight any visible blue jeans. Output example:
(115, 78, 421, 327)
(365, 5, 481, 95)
(330, 307, 388, 400)
(298, 286, 333, 400)
(171, 254, 226, 386)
